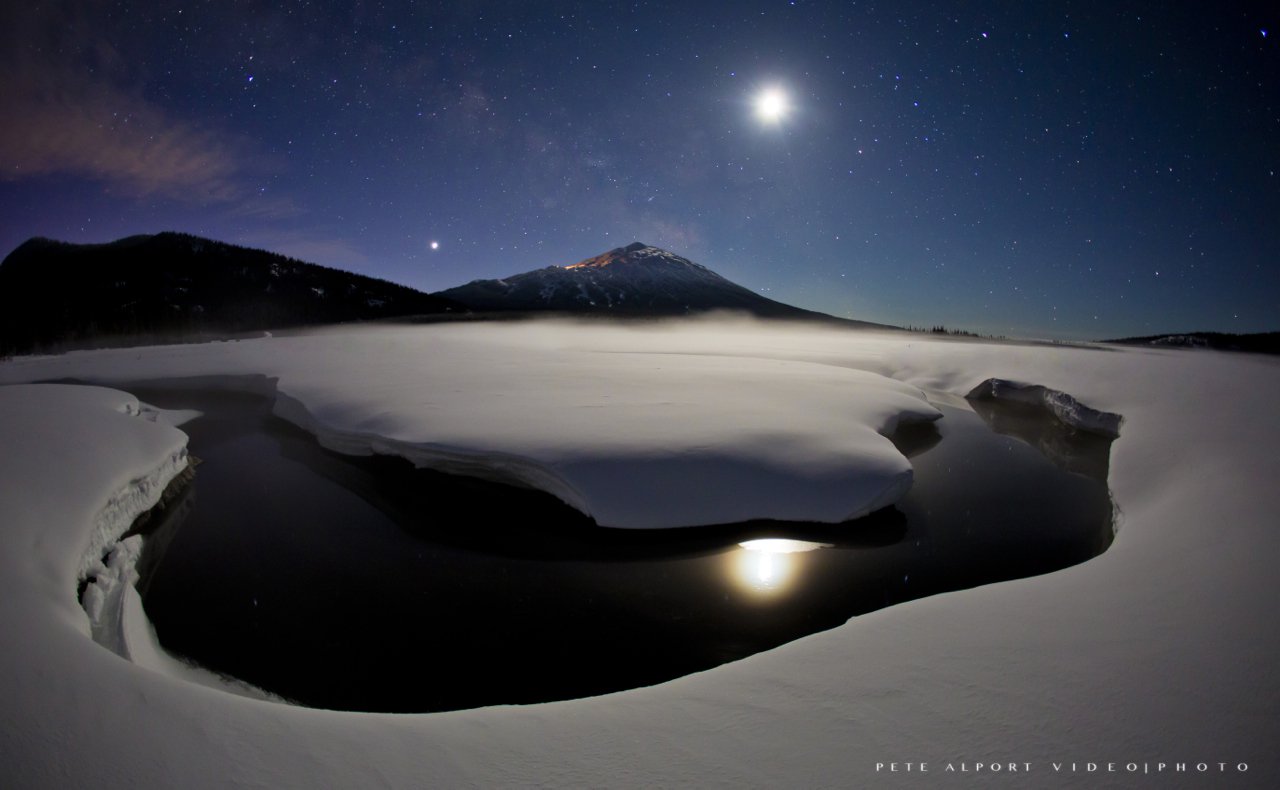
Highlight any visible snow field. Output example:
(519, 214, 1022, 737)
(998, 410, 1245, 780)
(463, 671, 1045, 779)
(0, 321, 1276, 788)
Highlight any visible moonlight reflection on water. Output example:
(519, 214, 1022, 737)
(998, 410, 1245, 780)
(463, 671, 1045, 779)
(732, 540, 830, 597)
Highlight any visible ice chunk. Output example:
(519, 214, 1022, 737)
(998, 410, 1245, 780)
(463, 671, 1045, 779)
(964, 378, 1122, 437)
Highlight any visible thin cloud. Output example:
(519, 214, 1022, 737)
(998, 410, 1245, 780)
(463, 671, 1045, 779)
(0, 2, 245, 201)
(229, 194, 307, 222)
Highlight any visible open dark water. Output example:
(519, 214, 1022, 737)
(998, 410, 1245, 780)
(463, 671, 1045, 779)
(124, 384, 1114, 713)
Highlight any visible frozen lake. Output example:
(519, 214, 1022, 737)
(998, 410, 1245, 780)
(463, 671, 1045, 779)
(123, 383, 1114, 713)
(6, 327, 1273, 787)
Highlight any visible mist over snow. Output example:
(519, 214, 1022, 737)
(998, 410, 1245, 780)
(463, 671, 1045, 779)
(0, 319, 1277, 787)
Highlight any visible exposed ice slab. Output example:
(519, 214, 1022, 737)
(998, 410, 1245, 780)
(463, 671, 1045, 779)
(964, 377, 1123, 437)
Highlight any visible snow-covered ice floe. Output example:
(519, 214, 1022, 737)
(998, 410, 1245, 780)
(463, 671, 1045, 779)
(265, 349, 941, 528)
(1, 320, 1277, 787)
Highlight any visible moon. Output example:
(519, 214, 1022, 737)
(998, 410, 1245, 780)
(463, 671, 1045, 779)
(430, 240, 440, 250)
(755, 87, 788, 123)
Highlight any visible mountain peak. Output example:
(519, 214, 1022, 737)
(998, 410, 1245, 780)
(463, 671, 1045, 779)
(435, 243, 843, 322)
(563, 242, 666, 270)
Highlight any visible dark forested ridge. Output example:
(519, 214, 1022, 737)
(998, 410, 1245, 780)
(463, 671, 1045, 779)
(1104, 332, 1280, 355)
(0, 233, 462, 355)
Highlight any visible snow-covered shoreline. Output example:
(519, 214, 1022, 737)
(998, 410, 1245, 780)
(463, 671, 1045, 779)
(1, 321, 1276, 787)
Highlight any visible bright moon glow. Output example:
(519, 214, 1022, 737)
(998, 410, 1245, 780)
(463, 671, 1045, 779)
(430, 240, 440, 250)
(755, 88, 788, 123)
(739, 548, 789, 592)
(731, 539, 829, 595)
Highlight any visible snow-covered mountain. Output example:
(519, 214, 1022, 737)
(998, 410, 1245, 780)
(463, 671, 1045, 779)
(437, 242, 880, 324)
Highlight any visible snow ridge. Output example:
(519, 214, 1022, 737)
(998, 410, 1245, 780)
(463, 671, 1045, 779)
(76, 432, 189, 661)
(80, 535, 145, 657)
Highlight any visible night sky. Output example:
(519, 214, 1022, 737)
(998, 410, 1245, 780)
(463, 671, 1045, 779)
(2, 1, 1276, 340)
